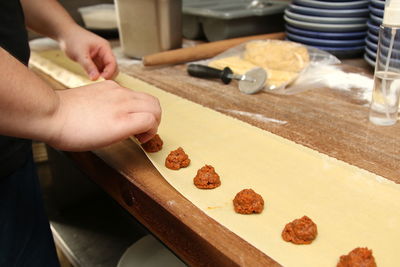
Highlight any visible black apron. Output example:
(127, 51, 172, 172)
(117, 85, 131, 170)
(0, 1, 59, 266)
(0, 0, 31, 178)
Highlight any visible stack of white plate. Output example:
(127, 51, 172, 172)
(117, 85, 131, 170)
(364, 0, 385, 67)
(284, 0, 370, 58)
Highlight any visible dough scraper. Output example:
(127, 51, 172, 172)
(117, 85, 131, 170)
(187, 64, 267, 94)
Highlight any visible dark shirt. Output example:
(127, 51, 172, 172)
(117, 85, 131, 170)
(0, 0, 32, 178)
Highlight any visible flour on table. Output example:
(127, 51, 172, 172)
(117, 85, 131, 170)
(218, 108, 288, 125)
(292, 64, 373, 101)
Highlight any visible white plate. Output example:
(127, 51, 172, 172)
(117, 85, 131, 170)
(365, 46, 377, 59)
(365, 36, 378, 51)
(293, 0, 369, 9)
(371, 0, 385, 8)
(289, 4, 369, 17)
(286, 24, 367, 40)
(284, 9, 367, 24)
(284, 15, 368, 32)
(364, 53, 375, 67)
(117, 235, 186, 267)
(369, 5, 384, 17)
(287, 31, 365, 47)
(369, 13, 383, 25)
(367, 20, 380, 35)
(368, 30, 379, 42)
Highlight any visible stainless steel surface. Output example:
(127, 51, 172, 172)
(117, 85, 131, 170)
(228, 73, 255, 82)
(238, 67, 267, 94)
(182, 0, 287, 41)
(44, 147, 149, 267)
(183, 0, 287, 19)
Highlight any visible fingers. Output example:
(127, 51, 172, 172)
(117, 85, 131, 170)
(78, 52, 100, 80)
(99, 81, 161, 123)
(60, 29, 118, 81)
(123, 112, 159, 142)
(128, 92, 161, 124)
(92, 45, 118, 80)
(79, 44, 117, 81)
(98, 47, 118, 79)
(135, 127, 158, 143)
(47, 80, 162, 151)
(98, 81, 161, 138)
(92, 80, 161, 115)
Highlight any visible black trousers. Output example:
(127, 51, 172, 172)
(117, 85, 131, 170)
(0, 151, 59, 267)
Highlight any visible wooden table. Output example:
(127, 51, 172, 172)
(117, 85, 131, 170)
(33, 56, 400, 267)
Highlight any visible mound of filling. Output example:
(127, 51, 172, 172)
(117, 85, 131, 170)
(337, 247, 377, 267)
(233, 189, 264, 214)
(165, 147, 190, 170)
(193, 165, 221, 189)
(141, 134, 163, 153)
(281, 216, 318, 245)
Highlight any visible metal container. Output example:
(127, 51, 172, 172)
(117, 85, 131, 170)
(115, 0, 182, 58)
(182, 0, 288, 41)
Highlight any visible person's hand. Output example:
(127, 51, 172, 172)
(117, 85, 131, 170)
(46, 80, 161, 151)
(59, 26, 118, 80)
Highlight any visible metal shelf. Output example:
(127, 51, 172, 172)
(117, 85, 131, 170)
(42, 148, 148, 267)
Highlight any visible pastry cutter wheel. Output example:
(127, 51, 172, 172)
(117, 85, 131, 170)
(187, 64, 267, 94)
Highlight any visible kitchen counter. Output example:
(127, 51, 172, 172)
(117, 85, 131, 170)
(32, 50, 400, 266)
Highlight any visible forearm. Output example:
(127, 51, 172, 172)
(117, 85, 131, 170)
(20, 0, 79, 41)
(0, 47, 59, 142)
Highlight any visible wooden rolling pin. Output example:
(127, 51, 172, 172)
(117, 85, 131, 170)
(142, 32, 285, 67)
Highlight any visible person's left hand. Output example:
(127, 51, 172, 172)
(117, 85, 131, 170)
(59, 26, 118, 80)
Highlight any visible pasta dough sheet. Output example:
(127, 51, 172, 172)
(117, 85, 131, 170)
(30, 51, 400, 267)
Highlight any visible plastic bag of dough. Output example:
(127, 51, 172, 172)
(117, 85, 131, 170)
(208, 56, 299, 91)
(243, 41, 309, 73)
(204, 40, 340, 94)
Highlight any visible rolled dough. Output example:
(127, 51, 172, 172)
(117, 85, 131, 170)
(30, 51, 400, 267)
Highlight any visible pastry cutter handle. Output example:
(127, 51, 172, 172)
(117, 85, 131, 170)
(187, 64, 233, 84)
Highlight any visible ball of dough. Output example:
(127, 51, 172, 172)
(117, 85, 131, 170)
(141, 134, 163, 153)
(233, 189, 264, 214)
(337, 247, 377, 267)
(193, 165, 221, 189)
(281, 216, 317, 245)
(165, 147, 190, 170)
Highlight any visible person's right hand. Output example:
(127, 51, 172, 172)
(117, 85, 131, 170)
(46, 80, 161, 151)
